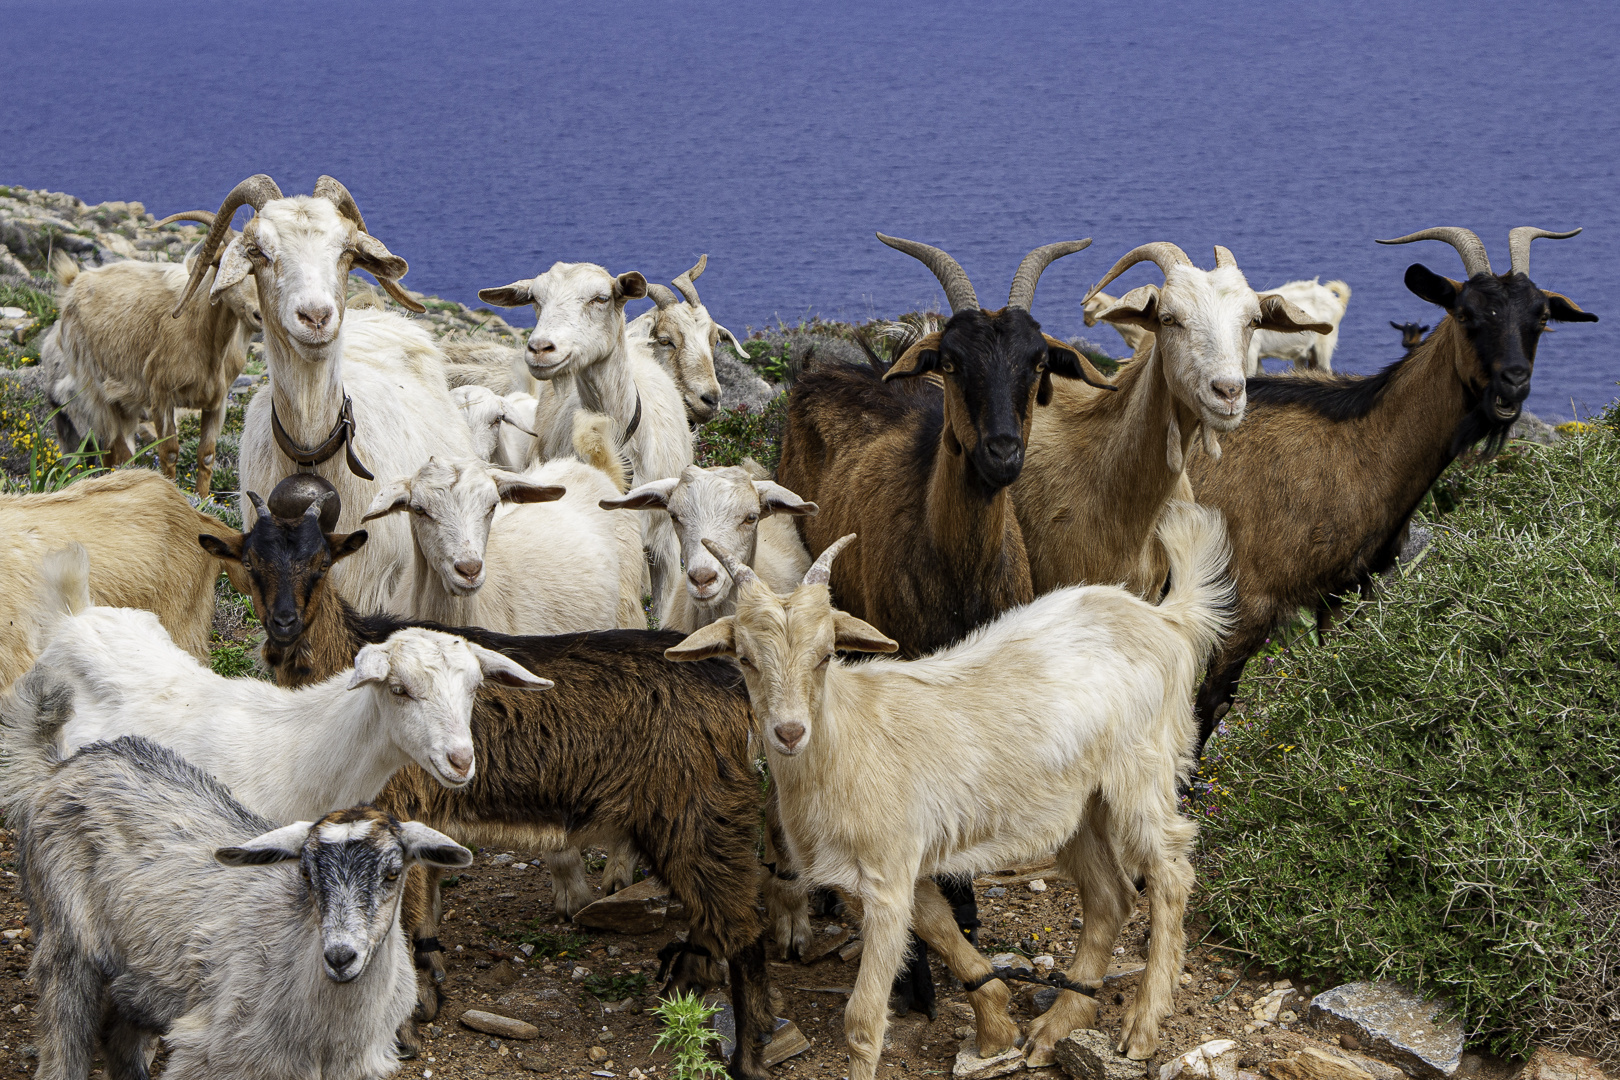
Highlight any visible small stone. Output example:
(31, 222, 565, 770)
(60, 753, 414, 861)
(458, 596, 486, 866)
(1158, 1039, 1239, 1080)
(1032, 987, 1059, 1013)
(490, 853, 515, 866)
(1280, 1010, 1298, 1023)
(572, 966, 590, 981)
(986, 887, 1008, 899)
(800, 924, 852, 964)
(630, 1071, 645, 1080)
(1071, 917, 1085, 930)
(1517, 1048, 1607, 1080)
(589, 1046, 609, 1063)
(956, 1025, 975, 1039)
(498, 1045, 510, 1057)
(838, 938, 865, 962)
(1052, 1028, 1148, 1080)
(953, 1034, 1025, 1078)
(989, 952, 1032, 972)
(1033, 955, 1056, 972)
(426, 1024, 444, 1038)
(519, 943, 536, 957)
(459, 1010, 540, 1040)
(1265, 1048, 1376, 1080)
(1339, 1036, 1360, 1052)
(1028, 879, 1047, 893)
(1307, 982, 1463, 1080)
(606, 945, 621, 958)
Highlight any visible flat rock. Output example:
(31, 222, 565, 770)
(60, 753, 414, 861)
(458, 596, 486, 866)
(710, 1002, 811, 1068)
(839, 938, 864, 962)
(1053, 1028, 1149, 1080)
(1159, 1039, 1239, 1080)
(954, 1034, 1026, 1079)
(800, 925, 852, 964)
(1307, 983, 1463, 1080)
(574, 877, 672, 933)
(1266, 1048, 1376, 1080)
(459, 1009, 539, 1040)
(1517, 1048, 1607, 1080)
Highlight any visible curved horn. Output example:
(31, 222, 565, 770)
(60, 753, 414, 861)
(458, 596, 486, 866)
(877, 233, 979, 314)
(1376, 227, 1492, 277)
(802, 533, 856, 587)
(672, 254, 707, 307)
(1508, 227, 1581, 277)
(699, 538, 758, 589)
(1213, 245, 1237, 270)
(647, 283, 682, 311)
(1007, 239, 1091, 310)
(173, 174, 283, 316)
(246, 491, 272, 523)
(314, 175, 368, 231)
(1083, 242, 1193, 303)
(303, 490, 336, 520)
(156, 210, 216, 228)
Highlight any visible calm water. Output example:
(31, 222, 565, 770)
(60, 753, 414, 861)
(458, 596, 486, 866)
(5, 0, 1617, 417)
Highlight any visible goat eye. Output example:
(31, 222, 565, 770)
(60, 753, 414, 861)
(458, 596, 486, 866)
(941, 361, 956, 373)
(389, 684, 408, 697)
(667, 513, 679, 525)
(657, 336, 673, 347)
(745, 513, 759, 524)
(818, 653, 832, 668)
(737, 655, 754, 668)
(1159, 313, 1176, 327)
(385, 870, 400, 881)
(592, 295, 610, 305)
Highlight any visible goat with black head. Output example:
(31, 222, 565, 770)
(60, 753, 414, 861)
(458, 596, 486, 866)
(1391, 320, 1430, 357)
(1186, 225, 1597, 749)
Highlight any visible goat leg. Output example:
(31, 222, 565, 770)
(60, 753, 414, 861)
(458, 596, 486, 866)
(154, 408, 179, 480)
(725, 933, 774, 1080)
(843, 881, 916, 1080)
(762, 795, 813, 960)
(1115, 814, 1196, 1060)
(101, 1018, 157, 1080)
(32, 942, 103, 1080)
(601, 835, 640, 896)
(543, 847, 595, 919)
(393, 863, 447, 1058)
(911, 879, 1019, 1055)
(194, 404, 228, 501)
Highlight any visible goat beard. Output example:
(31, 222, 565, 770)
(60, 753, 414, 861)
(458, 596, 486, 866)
(1451, 387, 1517, 460)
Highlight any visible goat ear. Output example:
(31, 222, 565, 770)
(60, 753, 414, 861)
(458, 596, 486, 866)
(1256, 294, 1334, 334)
(1545, 291, 1599, 323)
(1095, 284, 1160, 329)
(492, 473, 565, 505)
(328, 530, 369, 562)
(883, 332, 943, 381)
(614, 272, 648, 303)
(1041, 334, 1116, 392)
(600, 477, 680, 512)
(1403, 264, 1461, 309)
(346, 645, 392, 689)
(468, 643, 553, 690)
(360, 480, 412, 522)
(211, 236, 253, 299)
(351, 232, 410, 284)
(477, 281, 534, 308)
(832, 611, 898, 654)
(717, 323, 748, 357)
(198, 532, 245, 563)
(216, 821, 312, 867)
(755, 481, 817, 518)
(665, 618, 737, 662)
(399, 821, 474, 869)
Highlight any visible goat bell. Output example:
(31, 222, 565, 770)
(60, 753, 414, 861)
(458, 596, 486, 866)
(267, 474, 342, 532)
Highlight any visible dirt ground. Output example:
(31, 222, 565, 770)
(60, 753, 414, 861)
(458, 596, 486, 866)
(0, 836, 1529, 1080)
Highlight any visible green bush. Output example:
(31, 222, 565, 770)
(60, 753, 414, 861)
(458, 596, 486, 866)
(694, 395, 787, 471)
(1198, 426, 1620, 1060)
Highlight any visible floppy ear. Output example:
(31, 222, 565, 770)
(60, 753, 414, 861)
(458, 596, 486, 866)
(399, 821, 474, 868)
(600, 477, 680, 512)
(1545, 291, 1598, 323)
(328, 530, 369, 562)
(477, 281, 534, 307)
(468, 642, 553, 690)
(1040, 334, 1116, 394)
(199, 532, 245, 563)
(211, 236, 253, 298)
(717, 323, 749, 357)
(665, 618, 737, 662)
(351, 232, 410, 284)
(614, 272, 648, 302)
(346, 645, 392, 689)
(1095, 284, 1160, 329)
(1256, 294, 1334, 334)
(832, 611, 898, 654)
(361, 479, 413, 522)
(1404, 264, 1461, 309)
(492, 472, 565, 505)
(883, 332, 943, 381)
(216, 821, 311, 866)
(755, 481, 817, 518)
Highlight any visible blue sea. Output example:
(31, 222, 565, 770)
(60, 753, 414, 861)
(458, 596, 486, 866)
(4, 0, 1616, 418)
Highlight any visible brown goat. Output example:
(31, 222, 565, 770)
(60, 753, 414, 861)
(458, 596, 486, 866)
(1391, 319, 1430, 356)
(1187, 226, 1597, 748)
(201, 491, 777, 1078)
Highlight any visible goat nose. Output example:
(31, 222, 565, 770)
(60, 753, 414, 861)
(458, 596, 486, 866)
(689, 567, 718, 588)
(774, 722, 806, 750)
(324, 944, 358, 971)
(447, 747, 473, 776)
(528, 339, 556, 354)
(1210, 377, 1244, 405)
(272, 612, 298, 633)
(700, 392, 720, 408)
(984, 435, 1022, 464)
(297, 304, 334, 332)
(454, 558, 484, 580)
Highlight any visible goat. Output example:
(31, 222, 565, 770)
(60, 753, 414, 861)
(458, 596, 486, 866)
(37, 534, 546, 825)
(449, 384, 539, 467)
(175, 174, 477, 616)
(667, 501, 1233, 1077)
(40, 215, 262, 499)
(1081, 288, 1151, 355)
(1186, 226, 1597, 748)
(1, 701, 470, 1080)
(1014, 242, 1332, 597)
(360, 413, 645, 635)
(601, 463, 816, 631)
(0, 469, 236, 690)
(1244, 277, 1351, 375)
(479, 261, 694, 625)
(777, 233, 1108, 656)
(1392, 319, 1430, 356)
(628, 255, 749, 423)
(200, 482, 779, 1077)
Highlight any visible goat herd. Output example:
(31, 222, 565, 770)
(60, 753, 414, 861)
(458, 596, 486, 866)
(0, 173, 1598, 1080)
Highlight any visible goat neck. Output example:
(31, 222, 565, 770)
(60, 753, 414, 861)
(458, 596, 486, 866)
(571, 325, 641, 442)
(246, 672, 411, 818)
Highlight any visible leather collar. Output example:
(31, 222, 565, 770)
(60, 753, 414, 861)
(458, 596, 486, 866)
(271, 393, 375, 480)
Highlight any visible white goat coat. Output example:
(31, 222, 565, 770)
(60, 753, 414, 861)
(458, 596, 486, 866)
(1245, 278, 1350, 375)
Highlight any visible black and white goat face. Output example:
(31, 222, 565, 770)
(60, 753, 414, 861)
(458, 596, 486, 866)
(216, 808, 471, 983)
(478, 262, 647, 382)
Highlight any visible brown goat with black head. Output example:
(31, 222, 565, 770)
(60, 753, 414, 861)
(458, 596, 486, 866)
(777, 233, 1110, 658)
(199, 479, 777, 1079)
(1391, 320, 1430, 357)
(1187, 226, 1597, 749)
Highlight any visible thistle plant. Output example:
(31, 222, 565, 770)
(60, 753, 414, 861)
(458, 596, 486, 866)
(650, 990, 726, 1080)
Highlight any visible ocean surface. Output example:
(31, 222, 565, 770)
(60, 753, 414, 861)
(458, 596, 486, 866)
(4, 0, 1616, 418)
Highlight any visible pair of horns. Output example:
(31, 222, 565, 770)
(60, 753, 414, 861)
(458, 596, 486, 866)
(1377, 226, 1580, 278)
(648, 255, 708, 310)
(876, 234, 1091, 315)
(248, 487, 335, 523)
(1082, 242, 1235, 303)
(701, 533, 855, 592)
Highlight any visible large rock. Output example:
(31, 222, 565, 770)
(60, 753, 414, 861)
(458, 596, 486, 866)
(1159, 1039, 1239, 1080)
(953, 1034, 1026, 1079)
(1053, 1028, 1149, 1080)
(709, 1001, 810, 1068)
(1266, 1048, 1377, 1080)
(572, 876, 679, 933)
(1515, 1048, 1606, 1080)
(459, 1009, 539, 1040)
(1307, 983, 1463, 1080)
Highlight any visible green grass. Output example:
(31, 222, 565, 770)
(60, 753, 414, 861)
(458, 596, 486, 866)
(694, 394, 787, 471)
(507, 922, 591, 960)
(651, 990, 727, 1080)
(583, 971, 649, 1001)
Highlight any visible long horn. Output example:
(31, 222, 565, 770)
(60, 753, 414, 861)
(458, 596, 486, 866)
(700, 538, 758, 589)
(647, 283, 682, 311)
(246, 491, 272, 523)
(173, 174, 283, 316)
(1213, 245, 1237, 270)
(1508, 227, 1580, 277)
(1376, 227, 1492, 277)
(314, 175, 368, 231)
(877, 233, 979, 314)
(1007, 239, 1091, 310)
(672, 255, 707, 307)
(802, 533, 856, 587)
(156, 210, 216, 228)
(1083, 242, 1193, 303)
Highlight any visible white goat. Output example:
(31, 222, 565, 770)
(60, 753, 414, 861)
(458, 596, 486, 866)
(1244, 277, 1351, 375)
(602, 463, 815, 632)
(41, 220, 262, 499)
(175, 175, 477, 616)
(35, 542, 548, 825)
(362, 413, 646, 635)
(449, 384, 540, 467)
(667, 502, 1234, 1078)
(479, 261, 694, 625)
(626, 255, 748, 424)
(1, 699, 471, 1080)
(1081, 287, 1151, 356)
